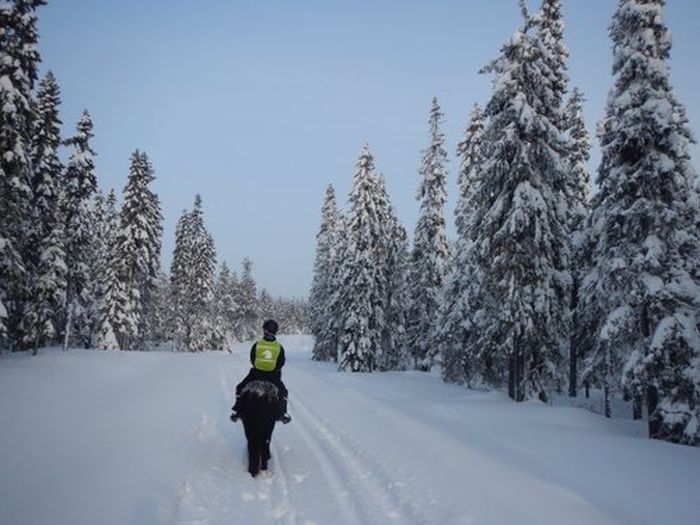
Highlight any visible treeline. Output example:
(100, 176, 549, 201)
(309, 0, 700, 446)
(0, 0, 307, 354)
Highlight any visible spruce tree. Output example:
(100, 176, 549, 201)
(169, 208, 192, 348)
(61, 111, 98, 349)
(115, 150, 163, 349)
(438, 104, 487, 385)
(212, 261, 239, 348)
(381, 198, 410, 371)
(237, 257, 259, 341)
(407, 98, 450, 371)
(169, 196, 216, 351)
(23, 71, 66, 351)
(565, 87, 591, 396)
(473, 9, 571, 401)
(337, 145, 390, 372)
(310, 184, 342, 361)
(23, 226, 67, 353)
(323, 209, 348, 363)
(578, 0, 700, 444)
(94, 189, 124, 350)
(30, 71, 63, 252)
(0, 0, 44, 348)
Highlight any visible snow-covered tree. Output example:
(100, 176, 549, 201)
(30, 71, 63, 251)
(473, 9, 571, 401)
(337, 145, 391, 372)
(114, 150, 163, 349)
(380, 196, 410, 371)
(406, 98, 450, 371)
(211, 261, 240, 349)
(23, 226, 66, 353)
(578, 0, 700, 444)
(237, 257, 259, 341)
(22, 71, 65, 351)
(437, 104, 487, 385)
(0, 0, 44, 348)
(61, 111, 98, 349)
(322, 210, 348, 363)
(536, 0, 568, 126)
(169, 195, 216, 351)
(310, 184, 343, 361)
(93, 189, 124, 350)
(565, 87, 591, 396)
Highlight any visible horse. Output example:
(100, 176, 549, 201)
(237, 380, 281, 477)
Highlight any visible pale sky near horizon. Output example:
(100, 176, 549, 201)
(37, 0, 700, 298)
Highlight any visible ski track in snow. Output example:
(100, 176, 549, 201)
(291, 393, 432, 525)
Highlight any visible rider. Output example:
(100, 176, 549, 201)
(230, 319, 291, 424)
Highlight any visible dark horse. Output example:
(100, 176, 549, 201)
(237, 380, 281, 477)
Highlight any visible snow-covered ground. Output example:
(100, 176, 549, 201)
(1, 335, 698, 525)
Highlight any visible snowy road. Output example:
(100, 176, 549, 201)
(2, 336, 699, 525)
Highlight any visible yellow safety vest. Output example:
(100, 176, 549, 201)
(254, 339, 281, 371)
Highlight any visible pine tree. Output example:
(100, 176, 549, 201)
(437, 104, 487, 385)
(114, 150, 163, 349)
(578, 0, 700, 444)
(61, 111, 98, 349)
(407, 98, 450, 371)
(473, 8, 571, 402)
(337, 145, 390, 372)
(310, 184, 343, 361)
(0, 0, 45, 348)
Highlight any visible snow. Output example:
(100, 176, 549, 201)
(1, 336, 699, 525)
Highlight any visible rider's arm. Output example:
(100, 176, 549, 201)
(276, 345, 286, 370)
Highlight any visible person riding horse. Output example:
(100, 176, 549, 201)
(231, 319, 291, 424)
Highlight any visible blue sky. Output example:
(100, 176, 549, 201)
(37, 0, 700, 298)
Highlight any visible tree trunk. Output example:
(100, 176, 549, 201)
(63, 306, 72, 351)
(508, 352, 516, 400)
(569, 344, 577, 397)
(569, 279, 579, 397)
(647, 385, 660, 439)
(516, 348, 526, 402)
(633, 395, 643, 421)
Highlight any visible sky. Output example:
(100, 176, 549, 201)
(36, 0, 700, 298)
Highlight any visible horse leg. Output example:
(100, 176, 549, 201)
(248, 438, 260, 477)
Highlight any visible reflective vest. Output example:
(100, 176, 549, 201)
(254, 339, 281, 371)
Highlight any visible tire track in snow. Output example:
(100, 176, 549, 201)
(292, 394, 432, 525)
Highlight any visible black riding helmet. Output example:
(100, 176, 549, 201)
(262, 319, 279, 336)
